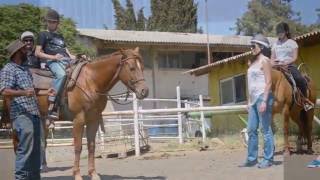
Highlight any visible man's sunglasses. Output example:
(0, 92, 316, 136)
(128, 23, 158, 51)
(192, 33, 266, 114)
(23, 38, 34, 43)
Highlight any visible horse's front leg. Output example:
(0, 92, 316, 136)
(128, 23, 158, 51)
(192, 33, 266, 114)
(86, 114, 101, 180)
(283, 106, 291, 156)
(73, 112, 85, 180)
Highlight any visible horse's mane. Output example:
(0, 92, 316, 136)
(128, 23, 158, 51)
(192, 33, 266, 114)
(92, 51, 122, 62)
(91, 49, 143, 64)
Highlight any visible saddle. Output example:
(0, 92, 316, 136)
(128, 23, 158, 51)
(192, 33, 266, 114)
(274, 66, 312, 109)
(31, 58, 89, 92)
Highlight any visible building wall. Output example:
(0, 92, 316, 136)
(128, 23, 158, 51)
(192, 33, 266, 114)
(208, 60, 248, 105)
(298, 43, 320, 96)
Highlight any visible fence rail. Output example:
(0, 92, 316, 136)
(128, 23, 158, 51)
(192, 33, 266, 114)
(1, 87, 320, 157)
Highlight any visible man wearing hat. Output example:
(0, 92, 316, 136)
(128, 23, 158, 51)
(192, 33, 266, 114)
(21, 31, 41, 69)
(35, 8, 76, 126)
(0, 40, 41, 179)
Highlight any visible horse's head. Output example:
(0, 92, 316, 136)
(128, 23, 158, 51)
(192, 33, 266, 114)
(118, 47, 149, 99)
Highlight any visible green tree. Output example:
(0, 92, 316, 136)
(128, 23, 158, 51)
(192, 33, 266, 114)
(112, 0, 127, 30)
(136, 8, 146, 31)
(0, 4, 95, 66)
(125, 0, 137, 30)
(112, 0, 198, 33)
(0, 4, 41, 66)
(148, 0, 198, 33)
(234, 0, 314, 36)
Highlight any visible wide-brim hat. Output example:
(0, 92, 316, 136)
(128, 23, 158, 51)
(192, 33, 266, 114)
(6, 40, 26, 59)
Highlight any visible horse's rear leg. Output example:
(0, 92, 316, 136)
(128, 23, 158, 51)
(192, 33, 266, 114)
(290, 110, 304, 153)
(86, 116, 101, 180)
(306, 109, 314, 154)
(73, 112, 85, 180)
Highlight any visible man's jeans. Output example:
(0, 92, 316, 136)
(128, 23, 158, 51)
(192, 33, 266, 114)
(247, 93, 274, 163)
(47, 59, 69, 102)
(12, 113, 41, 180)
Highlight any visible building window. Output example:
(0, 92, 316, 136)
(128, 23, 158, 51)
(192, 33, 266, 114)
(219, 74, 247, 105)
(158, 51, 209, 69)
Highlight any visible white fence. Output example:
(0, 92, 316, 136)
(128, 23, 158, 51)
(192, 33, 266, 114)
(1, 87, 320, 157)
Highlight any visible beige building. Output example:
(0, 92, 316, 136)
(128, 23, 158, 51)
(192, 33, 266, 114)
(77, 29, 253, 108)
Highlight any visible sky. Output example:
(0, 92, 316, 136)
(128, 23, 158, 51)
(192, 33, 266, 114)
(0, 0, 319, 35)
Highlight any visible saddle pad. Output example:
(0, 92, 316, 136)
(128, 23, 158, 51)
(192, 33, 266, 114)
(32, 73, 52, 90)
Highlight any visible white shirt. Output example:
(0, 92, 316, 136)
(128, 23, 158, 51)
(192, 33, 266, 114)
(247, 59, 267, 105)
(272, 39, 298, 63)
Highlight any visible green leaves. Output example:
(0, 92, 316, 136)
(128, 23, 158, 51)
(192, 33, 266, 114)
(234, 0, 320, 36)
(148, 0, 198, 33)
(112, 0, 198, 33)
(0, 4, 95, 67)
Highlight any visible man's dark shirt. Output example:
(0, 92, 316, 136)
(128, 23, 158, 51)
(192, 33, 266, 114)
(22, 50, 41, 68)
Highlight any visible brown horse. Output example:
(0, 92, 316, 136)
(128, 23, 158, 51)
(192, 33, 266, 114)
(1, 47, 149, 180)
(271, 68, 316, 155)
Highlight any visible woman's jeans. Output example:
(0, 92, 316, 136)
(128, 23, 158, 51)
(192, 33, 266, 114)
(46, 59, 70, 102)
(247, 93, 274, 162)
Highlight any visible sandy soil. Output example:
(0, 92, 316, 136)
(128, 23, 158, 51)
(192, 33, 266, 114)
(1, 138, 320, 180)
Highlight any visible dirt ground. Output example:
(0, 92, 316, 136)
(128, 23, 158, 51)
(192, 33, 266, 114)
(1, 138, 320, 180)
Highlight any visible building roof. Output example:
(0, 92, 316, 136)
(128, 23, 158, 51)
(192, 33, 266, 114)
(184, 51, 252, 76)
(185, 30, 320, 76)
(78, 29, 253, 47)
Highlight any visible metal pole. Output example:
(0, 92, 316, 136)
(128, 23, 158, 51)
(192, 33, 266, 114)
(199, 95, 206, 142)
(205, 0, 211, 64)
(133, 93, 140, 156)
(177, 86, 183, 144)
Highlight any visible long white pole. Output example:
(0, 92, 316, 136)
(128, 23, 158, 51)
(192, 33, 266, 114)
(177, 86, 183, 144)
(199, 95, 206, 142)
(205, 0, 211, 64)
(102, 105, 247, 116)
(133, 93, 140, 156)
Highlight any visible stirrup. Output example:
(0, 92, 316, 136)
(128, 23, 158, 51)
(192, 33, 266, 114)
(304, 102, 314, 111)
(46, 118, 55, 129)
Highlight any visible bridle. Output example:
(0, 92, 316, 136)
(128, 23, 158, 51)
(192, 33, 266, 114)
(104, 54, 145, 92)
(72, 53, 145, 105)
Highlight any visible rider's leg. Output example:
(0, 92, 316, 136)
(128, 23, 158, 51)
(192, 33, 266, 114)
(288, 65, 313, 110)
(288, 65, 307, 96)
(46, 61, 67, 124)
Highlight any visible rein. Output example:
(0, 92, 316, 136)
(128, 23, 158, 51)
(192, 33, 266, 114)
(70, 54, 145, 105)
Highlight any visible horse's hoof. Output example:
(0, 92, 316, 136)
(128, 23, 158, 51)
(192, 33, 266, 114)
(40, 164, 49, 172)
(284, 150, 291, 156)
(74, 174, 83, 180)
(307, 149, 314, 154)
(89, 172, 101, 180)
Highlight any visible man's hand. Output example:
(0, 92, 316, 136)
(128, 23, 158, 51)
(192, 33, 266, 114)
(47, 88, 56, 96)
(24, 88, 35, 97)
(259, 101, 267, 113)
